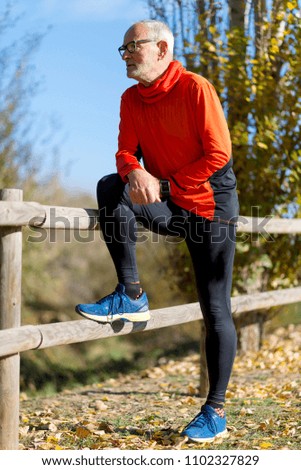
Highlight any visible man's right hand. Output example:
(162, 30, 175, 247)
(127, 168, 161, 205)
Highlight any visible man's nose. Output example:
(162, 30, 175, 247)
(122, 50, 131, 60)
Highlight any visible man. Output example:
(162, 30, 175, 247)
(76, 19, 239, 443)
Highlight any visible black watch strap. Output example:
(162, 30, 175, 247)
(159, 179, 171, 199)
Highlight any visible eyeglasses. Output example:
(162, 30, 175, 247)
(118, 39, 157, 57)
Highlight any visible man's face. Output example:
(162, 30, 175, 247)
(121, 25, 160, 85)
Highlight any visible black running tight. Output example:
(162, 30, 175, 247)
(97, 173, 237, 405)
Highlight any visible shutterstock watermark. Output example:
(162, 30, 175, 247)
(26, 206, 275, 245)
(236, 206, 275, 243)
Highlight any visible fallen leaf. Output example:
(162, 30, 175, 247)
(259, 441, 273, 449)
(75, 426, 91, 439)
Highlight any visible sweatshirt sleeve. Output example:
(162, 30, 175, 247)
(170, 79, 231, 193)
(115, 93, 142, 181)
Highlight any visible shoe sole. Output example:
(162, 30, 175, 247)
(76, 307, 150, 323)
(184, 429, 228, 443)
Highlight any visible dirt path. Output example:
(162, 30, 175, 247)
(19, 324, 301, 450)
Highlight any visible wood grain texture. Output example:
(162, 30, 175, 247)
(0, 189, 23, 450)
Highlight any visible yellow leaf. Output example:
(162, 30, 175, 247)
(287, 1, 296, 10)
(259, 442, 273, 449)
(46, 436, 59, 444)
(257, 142, 268, 149)
(204, 41, 216, 53)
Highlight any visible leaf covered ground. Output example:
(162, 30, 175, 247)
(19, 324, 301, 450)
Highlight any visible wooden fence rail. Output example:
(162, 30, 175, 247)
(1, 286, 301, 360)
(2, 199, 301, 233)
(1, 188, 301, 450)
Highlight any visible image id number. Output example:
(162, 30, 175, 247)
(185, 454, 260, 466)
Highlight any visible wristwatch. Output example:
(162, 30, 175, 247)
(159, 179, 171, 199)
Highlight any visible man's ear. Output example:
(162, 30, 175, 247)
(158, 40, 168, 58)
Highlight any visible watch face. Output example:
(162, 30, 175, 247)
(160, 180, 170, 197)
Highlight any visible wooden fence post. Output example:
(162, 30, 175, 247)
(0, 189, 23, 450)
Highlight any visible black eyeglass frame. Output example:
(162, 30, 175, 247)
(118, 39, 157, 57)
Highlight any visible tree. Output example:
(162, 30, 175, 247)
(147, 0, 301, 294)
(0, 3, 47, 192)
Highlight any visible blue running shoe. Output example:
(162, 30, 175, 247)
(181, 405, 228, 442)
(75, 283, 150, 323)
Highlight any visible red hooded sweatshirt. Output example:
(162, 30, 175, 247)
(116, 60, 234, 220)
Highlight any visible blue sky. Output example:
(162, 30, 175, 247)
(7, 0, 150, 195)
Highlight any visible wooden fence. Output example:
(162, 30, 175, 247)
(1, 188, 301, 450)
